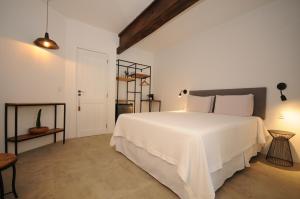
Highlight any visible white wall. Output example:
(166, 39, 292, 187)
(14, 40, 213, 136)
(0, 0, 66, 153)
(153, 0, 300, 162)
(0, 0, 118, 153)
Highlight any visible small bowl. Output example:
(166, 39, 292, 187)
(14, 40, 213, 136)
(28, 127, 49, 135)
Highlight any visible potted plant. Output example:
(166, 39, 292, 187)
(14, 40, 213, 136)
(28, 109, 49, 134)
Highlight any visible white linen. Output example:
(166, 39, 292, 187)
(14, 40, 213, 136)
(110, 112, 267, 199)
(115, 137, 261, 199)
(214, 94, 254, 116)
(186, 95, 215, 113)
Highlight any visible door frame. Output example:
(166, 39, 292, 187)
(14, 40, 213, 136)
(75, 47, 109, 138)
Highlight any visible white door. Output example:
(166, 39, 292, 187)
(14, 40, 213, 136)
(76, 48, 108, 137)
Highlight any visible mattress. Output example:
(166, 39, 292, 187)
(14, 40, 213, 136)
(110, 112, 267, 199)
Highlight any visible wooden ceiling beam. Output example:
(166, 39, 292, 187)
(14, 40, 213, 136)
(117, 0, 199, 54)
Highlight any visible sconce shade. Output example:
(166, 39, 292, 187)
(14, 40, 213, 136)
(277, 82, 287, 90)
(34, 32, 59, 49)
(178, 89, 188, 97)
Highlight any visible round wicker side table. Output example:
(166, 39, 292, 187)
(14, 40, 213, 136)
(266, 130, 295, 167)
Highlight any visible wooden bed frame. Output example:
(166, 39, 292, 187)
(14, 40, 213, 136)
(189, 87, 267, 119)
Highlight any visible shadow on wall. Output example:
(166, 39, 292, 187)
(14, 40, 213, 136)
(0, 37, 63, 62)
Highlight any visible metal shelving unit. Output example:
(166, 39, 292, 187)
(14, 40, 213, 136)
(116, 59, 151, 118)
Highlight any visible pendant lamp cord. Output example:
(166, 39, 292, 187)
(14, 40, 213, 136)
(46, 0, 49, 33)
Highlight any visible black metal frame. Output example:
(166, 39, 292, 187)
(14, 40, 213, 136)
(4, 103, 66, 155)
(141, 100, 161, 112)
(0, 161, 17, 199)
(266, 130, 295, 167)
(116, 59, 152, 115)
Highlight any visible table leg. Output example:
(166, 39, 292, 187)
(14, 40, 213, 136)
(54, 105, 57, 143)
(266, 139, 274, 160)
(0, 172, 4, 199)
(14, 107, 18, 155)
(12, 164, 18, 198)
(63, 104, 66, 144)
(287, 140, 294, 166)
(5, 105, 8, 153)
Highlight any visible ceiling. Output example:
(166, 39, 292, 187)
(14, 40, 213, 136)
(49, 0, 153, 33)
(136, 0, 276, 52)
(48, 0, 275, 52)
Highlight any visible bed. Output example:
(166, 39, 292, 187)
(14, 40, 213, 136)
(110, 87, 267, 199)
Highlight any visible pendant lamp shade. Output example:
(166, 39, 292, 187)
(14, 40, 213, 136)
(34, 32, 59, 49)
(34, 0, 59, 50)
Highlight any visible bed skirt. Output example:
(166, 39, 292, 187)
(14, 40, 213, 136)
(114, 137, 261, 199)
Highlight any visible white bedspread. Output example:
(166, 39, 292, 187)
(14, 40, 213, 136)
(110, 112, 267, 199)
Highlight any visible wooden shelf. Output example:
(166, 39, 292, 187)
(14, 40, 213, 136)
(6, 103, 66, 107)
(116, 77, 135, 82)
(7, 128, 64, 143)
(116, 99, 134, 104)
(128, 91, 142, 93)
(141, 99, 161, 102)
(130, 73, 150, 79)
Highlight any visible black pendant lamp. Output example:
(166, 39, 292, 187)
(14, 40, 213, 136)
(34, 0, 59, 49)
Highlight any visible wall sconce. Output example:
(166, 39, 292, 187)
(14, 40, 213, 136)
(277, 82, 287, 101)
(178, 89, 188, 98)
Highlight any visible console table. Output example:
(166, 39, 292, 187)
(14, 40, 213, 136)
(4, 103, 66, 155)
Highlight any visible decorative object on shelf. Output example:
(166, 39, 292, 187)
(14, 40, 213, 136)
(28, 109, 49, 135)
(124, 71, 129, 77)
(148, 94, 154, 100)
(178, 89, 188, 98)
(266, 130, 295, 167)
(277, 82, 287, 101)
(34, 0, 59, 49)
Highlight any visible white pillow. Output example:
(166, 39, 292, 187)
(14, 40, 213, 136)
(186, 95, 215, 113)
(214, 94, 254, 116)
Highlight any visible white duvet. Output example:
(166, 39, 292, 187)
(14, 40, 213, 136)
(110, 112, 267, 199)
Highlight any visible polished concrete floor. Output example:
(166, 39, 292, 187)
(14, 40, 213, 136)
(2, 134, 300, 199)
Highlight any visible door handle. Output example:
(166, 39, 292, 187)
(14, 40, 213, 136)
(78, 90, 85, 111)
(78, 90, 85, 96)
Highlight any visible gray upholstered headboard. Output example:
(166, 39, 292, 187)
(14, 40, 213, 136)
(189, 87, 267, 119)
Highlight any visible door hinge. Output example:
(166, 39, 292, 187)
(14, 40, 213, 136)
(106, 123, 108, 129)
(107, 59, 109, 64)
(106, 93, 108, 98)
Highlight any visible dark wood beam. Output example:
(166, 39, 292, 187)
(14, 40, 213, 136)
(117, 0, 199, 54)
